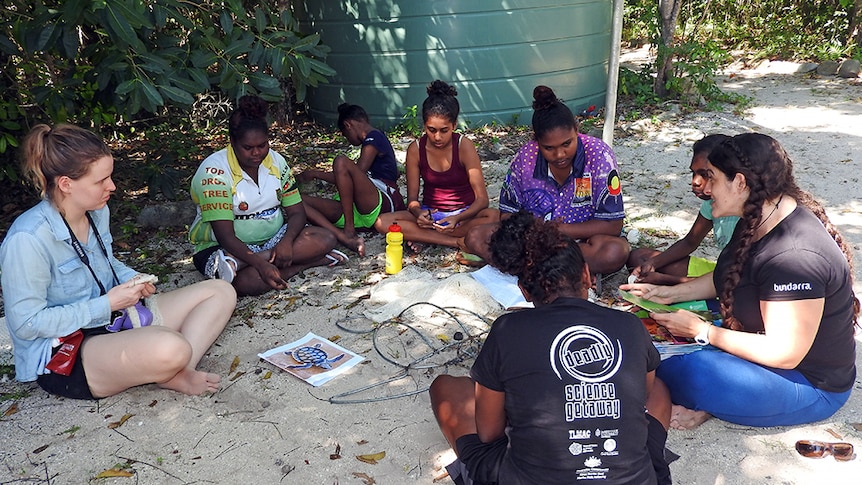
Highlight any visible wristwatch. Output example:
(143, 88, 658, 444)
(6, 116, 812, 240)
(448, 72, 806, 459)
(694, 323, 711, 346)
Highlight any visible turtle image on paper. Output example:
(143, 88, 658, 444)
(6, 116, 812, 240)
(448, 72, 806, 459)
(284, 343, 346, 370)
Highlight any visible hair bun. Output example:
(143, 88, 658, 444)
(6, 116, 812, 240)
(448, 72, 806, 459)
(426, 80, 457, 97)
(532, 85, 558, 111)
(237, 95, 269, 120)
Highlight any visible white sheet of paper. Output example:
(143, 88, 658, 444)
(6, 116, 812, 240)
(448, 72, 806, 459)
(469, 265, 533, 310)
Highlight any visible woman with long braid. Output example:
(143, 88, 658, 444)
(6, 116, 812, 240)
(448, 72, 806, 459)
(622, 133, 858, 429)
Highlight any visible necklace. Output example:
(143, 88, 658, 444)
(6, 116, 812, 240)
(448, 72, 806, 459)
(754, 194, 784, 231)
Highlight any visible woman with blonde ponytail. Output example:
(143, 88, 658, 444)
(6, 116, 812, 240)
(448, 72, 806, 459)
(622, 133, 858, 429)
(1, 124, 237, 400)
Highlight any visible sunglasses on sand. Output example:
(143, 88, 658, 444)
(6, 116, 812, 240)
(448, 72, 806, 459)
(795, 440, 855, 461)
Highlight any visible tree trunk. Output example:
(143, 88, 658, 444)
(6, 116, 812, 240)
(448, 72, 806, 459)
(849, 0, 862, 48)
(654, 0, 683, 97)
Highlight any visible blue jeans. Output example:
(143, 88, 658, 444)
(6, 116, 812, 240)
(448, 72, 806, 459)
(657, 349, 851, 427)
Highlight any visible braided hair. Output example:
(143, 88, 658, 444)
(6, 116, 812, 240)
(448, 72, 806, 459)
(709, 133, 859, 329)
(692, 133, 730, 157)
(531, 85, 578, 140)
(228, 95, 270, 143)
(489, 211, 588, 304)
(421, 80, 459, 124)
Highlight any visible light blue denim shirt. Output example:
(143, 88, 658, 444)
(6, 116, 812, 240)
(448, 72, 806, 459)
(0, 200, 137, 382)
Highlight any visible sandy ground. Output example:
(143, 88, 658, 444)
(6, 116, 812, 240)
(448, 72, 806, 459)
(2, 53, 862, 484)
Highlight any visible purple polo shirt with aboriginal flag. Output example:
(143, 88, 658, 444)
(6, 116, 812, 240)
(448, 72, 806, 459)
(499, 133, 624, 223)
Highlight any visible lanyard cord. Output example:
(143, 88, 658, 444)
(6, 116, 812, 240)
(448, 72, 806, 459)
(61, 212, 119, 296)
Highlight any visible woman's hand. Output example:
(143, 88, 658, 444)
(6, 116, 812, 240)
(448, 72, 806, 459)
(295, 170, 319, 183)
(270, 241, 294, 268)
(433, 214, 459, 234)
(619, 282, 675, 304)
(139, 282, 156, 298)
(651, 310, 709, 339)
(634, 259, 657, 278)
(254, 260, 289, 290)
(107, 283, 149, 312)
(416, 209, 435, 229)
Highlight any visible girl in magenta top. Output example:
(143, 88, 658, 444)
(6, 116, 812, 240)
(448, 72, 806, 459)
(375, 80, 498, 251)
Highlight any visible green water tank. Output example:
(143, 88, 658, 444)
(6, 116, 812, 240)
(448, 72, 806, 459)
(296, 1, 611, 128)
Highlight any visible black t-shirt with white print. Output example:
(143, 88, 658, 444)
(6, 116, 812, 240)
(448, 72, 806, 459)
(714, 206, 856, 392)
(471, 297, 660, 484)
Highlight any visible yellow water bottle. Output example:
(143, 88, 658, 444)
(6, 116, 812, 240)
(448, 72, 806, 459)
(385, 222, 403, 274)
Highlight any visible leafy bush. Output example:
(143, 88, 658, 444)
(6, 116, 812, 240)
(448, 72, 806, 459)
(391, 105, 422, 138)
(626, 0, 860, 62)
(620, 1, 852, 107)
(0, 0, 335, 181)
(618, 66, 661, 107)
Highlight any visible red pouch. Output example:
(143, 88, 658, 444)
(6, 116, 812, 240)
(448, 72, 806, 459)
(45, 330, 84, 376)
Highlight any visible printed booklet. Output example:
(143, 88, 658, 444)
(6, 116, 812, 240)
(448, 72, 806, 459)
(618, 290, 720, 359)
(258, 332, 364, 387)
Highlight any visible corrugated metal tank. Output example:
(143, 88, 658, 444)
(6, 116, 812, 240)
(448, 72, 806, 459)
(296, 1, 611, 128)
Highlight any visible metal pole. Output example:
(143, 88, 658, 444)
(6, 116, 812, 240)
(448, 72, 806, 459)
(603, 0, 625, 147)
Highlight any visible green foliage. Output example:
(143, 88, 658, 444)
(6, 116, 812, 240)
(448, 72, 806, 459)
(662, 40, 749, 108)
(391, 104, 421, 138)
(622, 0, 659, 44)
(625, 0, 860, 62)
(618, 65, 660, 107)
(0, 388, 31, 402)
(621, 1, 836, 108)
(0, 0, 335, 178)
(683, 0, 858, 61)
(135, 120, 205, 199)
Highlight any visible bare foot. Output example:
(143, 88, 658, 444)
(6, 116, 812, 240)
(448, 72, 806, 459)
(407, 241, 426, 254)
(159, 369, 221, 395)
(343, 234, 366, 257)
(669, 404, 712, 430)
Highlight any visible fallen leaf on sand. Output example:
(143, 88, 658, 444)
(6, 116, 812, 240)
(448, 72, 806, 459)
(352, 472, 376, 484)
(230, 371, 246, 381)
(330, 443, 342, 460)
(356, 451, 385, 464)
(826, 428, 843, 440)
(33, 444, 49, 454)
(263, 371, 272, 379)
(436, 334, 450, 343)
(229, 356, 240, 374)
(107, 414, 134, 429)
(93, 468, 134, 478)
(3, 403, 18, 417)
(148, 400, 157, 407)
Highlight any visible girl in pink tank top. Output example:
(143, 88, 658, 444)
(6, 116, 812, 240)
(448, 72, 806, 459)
(375, 80, 499, 253)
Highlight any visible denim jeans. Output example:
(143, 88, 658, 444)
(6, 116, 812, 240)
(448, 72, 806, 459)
(657, 349, 851, 427)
